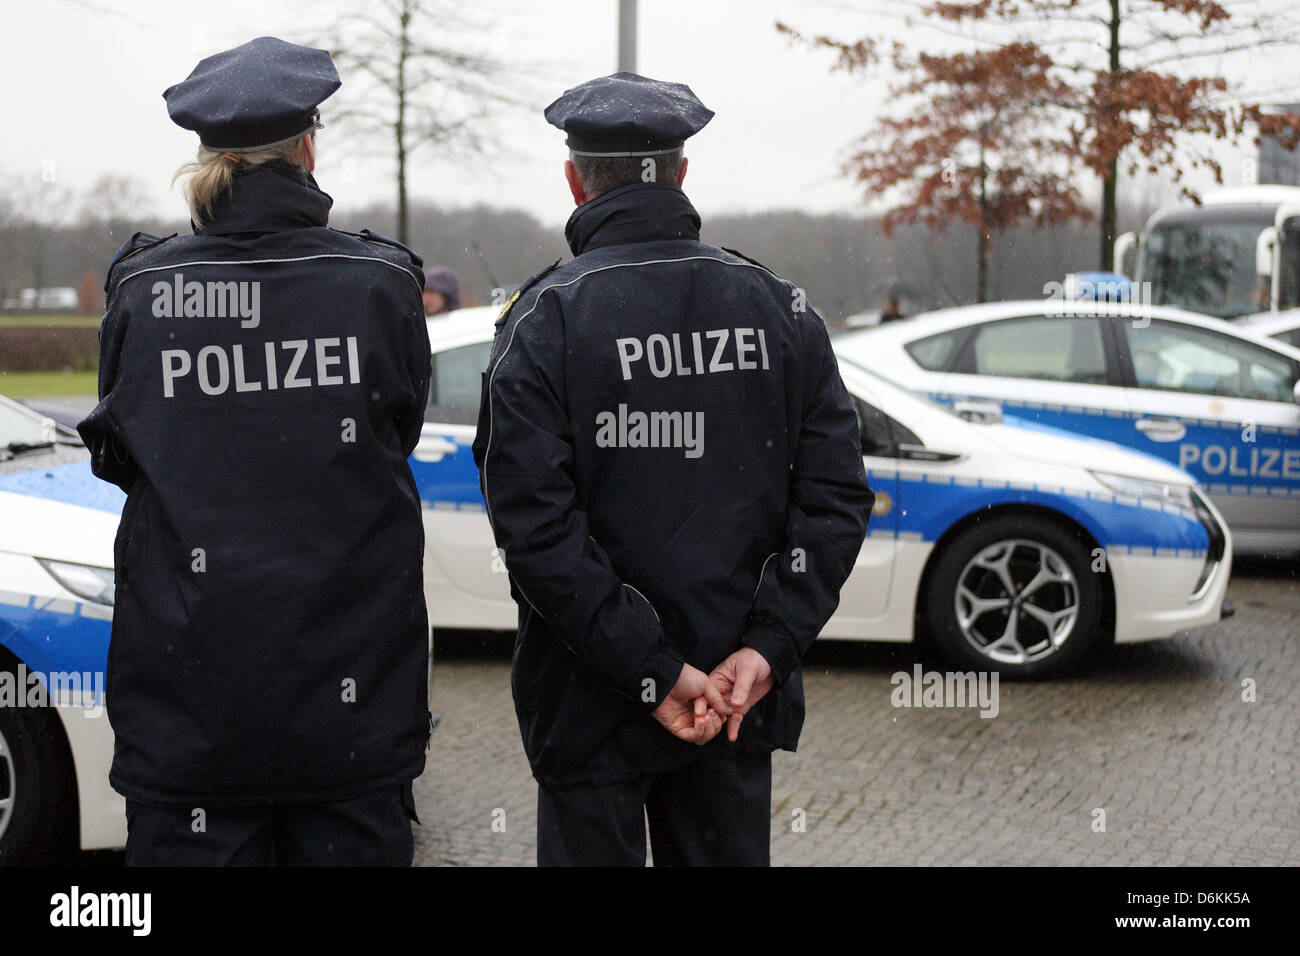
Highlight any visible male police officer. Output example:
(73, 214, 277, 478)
(473, 73, 873, 866)
(78, 38, 432, 866)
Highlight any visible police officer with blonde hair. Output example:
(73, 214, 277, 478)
(79, 37, 432, 866)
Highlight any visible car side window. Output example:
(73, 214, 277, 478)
(1124, 320, 1298, 403)
(1277, 328, 1300, 350)
(961, 316, 1108, 384)
(425, 341, 493, 425)
(905, 330, 961, 371)
(854, 398, 920, 457)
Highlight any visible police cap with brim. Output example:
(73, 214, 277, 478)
(164, 36, 340, 153)
(545, 72, 713, 157)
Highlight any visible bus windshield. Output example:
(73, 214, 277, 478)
(1137, 214, 1273, 319)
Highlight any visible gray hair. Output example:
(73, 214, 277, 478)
(570, 148, 683, 201)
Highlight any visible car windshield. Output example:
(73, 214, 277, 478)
(0, 395, 57, 453)
(1138, 211, 1294, 319)
(833, 351, 967, 421)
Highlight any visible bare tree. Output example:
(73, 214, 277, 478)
(7, 172, 75, 296)
(314, 0, 534, 243)
(79, 174, 155, 248)
(0, 180, 18, 305)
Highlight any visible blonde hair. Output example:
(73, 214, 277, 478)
(174, 135, 311, 225)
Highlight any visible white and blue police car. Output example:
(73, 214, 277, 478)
(416, 307, 1232, 680)
(834, 301, 1300, 556)
(1238, 310, 1300, 351)
(0, 394, 124, 863)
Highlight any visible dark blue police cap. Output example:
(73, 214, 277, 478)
(164, 37, 340, 152)
(544, 72, 713, 156)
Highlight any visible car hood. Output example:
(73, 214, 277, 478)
(978, 416, 1196, 486)
(0, 459, 122, 567)
(0, 490, 118, 567)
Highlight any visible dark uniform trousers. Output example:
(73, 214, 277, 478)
(123, 782, 419, 866)
(537, 742, 772, 867)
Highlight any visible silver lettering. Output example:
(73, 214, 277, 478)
(232, 344, 261, 392)
(161, 349, 190, 398)
(707, 329, 733, 372)
(264, 341, 278, 390)
(315, 337, 343, 386)
(671, 334, 691, 376)
(347, 336, 360, 384)
(282, 340, 310, 388)
(616, 337, 643, 381)
(196, 345, 229, 395)
(735, 328, 756, 370)
(646, 334, 671, 377)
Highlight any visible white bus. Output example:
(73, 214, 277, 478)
(1114, 185, 1300, 321)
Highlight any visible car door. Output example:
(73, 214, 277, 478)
(1114, 318, 1300, 551)
(934, 314, 1138, 445)
(411, 338, 508, 609)
(830, 394, 900, 621)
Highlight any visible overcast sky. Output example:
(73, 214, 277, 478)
(1, 0, 1295, 227)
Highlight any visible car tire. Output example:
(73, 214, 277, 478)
(924, 514, 1105, 679)
(0, 672, 78, 865)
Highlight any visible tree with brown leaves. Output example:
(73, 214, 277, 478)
(782, 0, 1300, 276)
(845, 40, 1091, 300)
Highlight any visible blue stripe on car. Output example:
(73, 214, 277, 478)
(927, 391, 1300, 500)
(865, 468, 1210, 556)
(408, 432, 485, 509)
(0, 598, 111, 684)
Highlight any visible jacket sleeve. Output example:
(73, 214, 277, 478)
(395, 285, 431, 457)
(741, 313, 874, 685)
(76, 275, 139, 491)
(472, 295, 684, 709)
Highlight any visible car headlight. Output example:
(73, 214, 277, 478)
(1089, 470, 1195, 510)
(37, 559, 115, 606)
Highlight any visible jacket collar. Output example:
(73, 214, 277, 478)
(195, 161, 333, 236)
(564, 182, 702, 257)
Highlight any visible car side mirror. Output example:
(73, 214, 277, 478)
(1256, 226, 1278, 278)
(1113, 232, 1137, 278)
(1293, 378, 1300, 406)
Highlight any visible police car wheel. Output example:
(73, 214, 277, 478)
(924, 516, 1103, 679)
(0, 673, 78, 864)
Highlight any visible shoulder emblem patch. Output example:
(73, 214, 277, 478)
(497, 289, 521, 323)
(493, 258, 562, 330)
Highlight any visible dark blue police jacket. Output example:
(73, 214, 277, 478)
(473, 182, 874, 789)
(78, 162, 432, 806)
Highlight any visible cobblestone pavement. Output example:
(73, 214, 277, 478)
(413, 559, 1298, 866)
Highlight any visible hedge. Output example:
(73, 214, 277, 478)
(0, 326, 100, 372)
